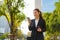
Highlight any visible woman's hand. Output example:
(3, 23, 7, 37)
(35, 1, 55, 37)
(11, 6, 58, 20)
(37, 27, 42, 32)
(27, 17, 31, 26)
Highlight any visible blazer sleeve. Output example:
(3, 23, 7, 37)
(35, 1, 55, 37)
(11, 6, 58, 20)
(41, 19, 46, 32)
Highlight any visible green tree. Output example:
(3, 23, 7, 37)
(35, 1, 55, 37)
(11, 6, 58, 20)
(55, 0, 60, 24)
(0, 33, 9, 39)
(16, 29, 23, 39)
(43, 12, 51, 40)
(0, 0, 26, 40)
(43, 0, 60, 40)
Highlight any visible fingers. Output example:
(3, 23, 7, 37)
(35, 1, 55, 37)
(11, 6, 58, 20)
(37, 28, 42, 32)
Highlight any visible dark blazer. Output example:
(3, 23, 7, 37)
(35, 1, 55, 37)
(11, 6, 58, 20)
(28, 19, 46, 40)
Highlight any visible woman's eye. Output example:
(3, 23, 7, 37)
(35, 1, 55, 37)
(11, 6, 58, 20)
(34, 12, 36, 13)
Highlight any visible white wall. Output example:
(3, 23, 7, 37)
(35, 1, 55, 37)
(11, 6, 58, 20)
(23, 0, 35, 19)
(23, 0, 41, 19)
(35, 0, 41, 10)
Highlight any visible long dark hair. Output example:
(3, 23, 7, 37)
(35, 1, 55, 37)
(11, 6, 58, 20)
(34, 8, 43, 19)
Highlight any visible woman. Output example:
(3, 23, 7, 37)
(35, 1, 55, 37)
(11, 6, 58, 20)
(28, 8, 46, 40)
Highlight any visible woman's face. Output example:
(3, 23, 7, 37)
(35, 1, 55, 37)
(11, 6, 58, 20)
(33, 10, 40, 18)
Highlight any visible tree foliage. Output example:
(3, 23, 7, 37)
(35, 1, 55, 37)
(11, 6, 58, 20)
(0, 0, 26, 40)
(43, 0, 60, 40)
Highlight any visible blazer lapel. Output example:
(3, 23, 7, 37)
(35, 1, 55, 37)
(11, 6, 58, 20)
(37, 19, 41, 28)
(34, 19, 40, 28)
(33, 19, 37, 29)
(33, 19, 36, 27)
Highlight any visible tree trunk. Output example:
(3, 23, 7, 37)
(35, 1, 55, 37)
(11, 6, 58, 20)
(7, 0, 16, 40)
(10, 13, 14, 40)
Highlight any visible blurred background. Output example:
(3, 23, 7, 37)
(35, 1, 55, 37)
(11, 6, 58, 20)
(0, 0, 60, 40)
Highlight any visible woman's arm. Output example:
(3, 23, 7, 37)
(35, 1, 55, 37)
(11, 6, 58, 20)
(28, 24, 32, 31)
(42, 19, 46, 32)
(37, 19, 46, 32)
(28, 20, 33, 31)
(27, 17, 32, 31)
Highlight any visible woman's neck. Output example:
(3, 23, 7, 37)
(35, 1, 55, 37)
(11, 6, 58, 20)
(35, 17, 39, 20)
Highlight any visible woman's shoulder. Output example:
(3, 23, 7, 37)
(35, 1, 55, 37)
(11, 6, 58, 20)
(40, 18, 45, 23)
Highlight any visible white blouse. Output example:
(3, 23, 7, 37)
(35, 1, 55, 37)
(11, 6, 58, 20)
(35, 19, 39, 27)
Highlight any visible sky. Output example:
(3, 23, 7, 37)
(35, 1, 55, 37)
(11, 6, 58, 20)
(0, 16, 10, 33)
(0, 0, 59, 35)
(41, 0, 58, 12)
